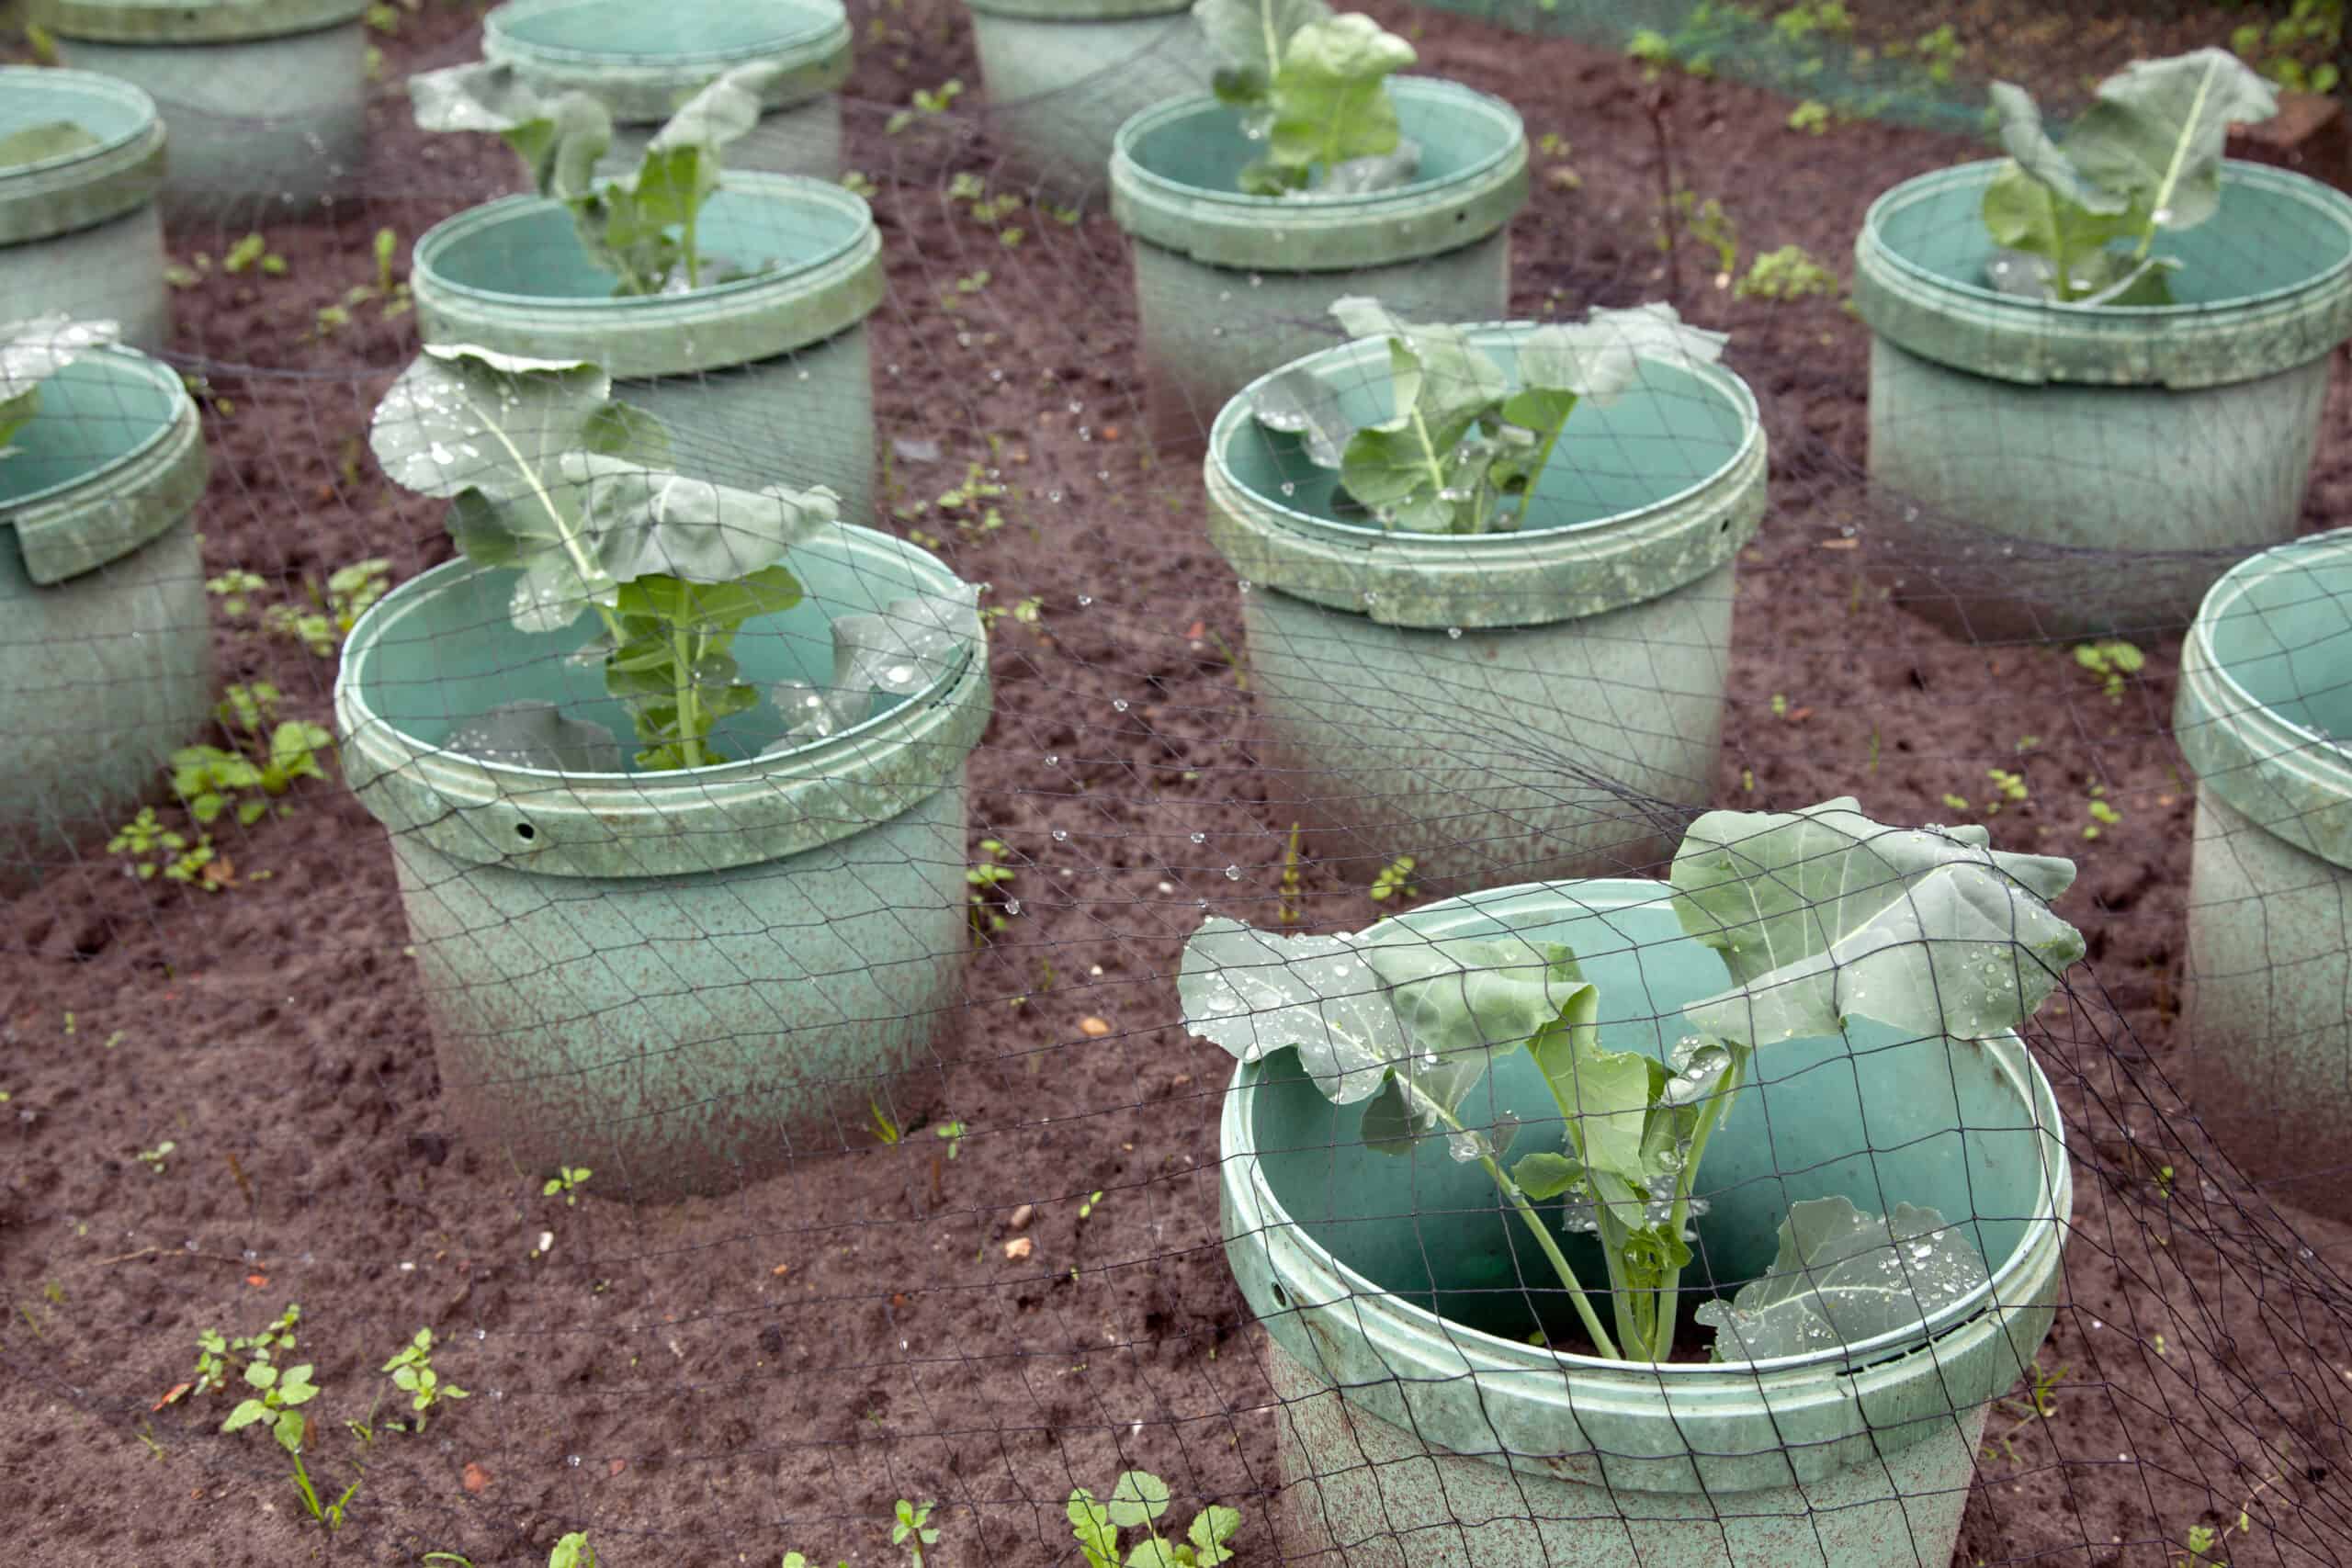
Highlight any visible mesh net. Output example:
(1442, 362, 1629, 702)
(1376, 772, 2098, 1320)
(5, 2, 2352, 1566)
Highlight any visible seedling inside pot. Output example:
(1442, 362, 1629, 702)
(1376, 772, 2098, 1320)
(1982, 50, 2278, 305)
(1, 314, 116, 458)
(1069, 1472, 1241, 1568)
(372, 345, 968, 772)
(1250, 298, 1726, 535)
(0, 120, 98, 170)
(1181, 797, 2083, 1363)
(410, 60, 785, 295)
(1193, 0, 1419, 196)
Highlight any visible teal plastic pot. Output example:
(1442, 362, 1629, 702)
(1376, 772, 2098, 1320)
(1854, 159, 2352, 641)
(0, 66, 167, 351)
(410, 172, 883, 523)
(43, 0, 368, 215)
(1111, 78, 1528, 451)
(1222, 878, 2071, 1568)
(333, 525, 989, 1200)
(482, 0, 850, 182)
(963, 0, 1207, 199)
(2175, 533, 2352, 1220)
(0, 344, 211, 874)
(1204, 328, 1765, 888)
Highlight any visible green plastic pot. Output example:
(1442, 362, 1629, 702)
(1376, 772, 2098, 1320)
(0, 66, 167, 351)
(0, 344, 211, 874)
(1111, 77, 1528, 451)
(1204, 327, 1765, 888)
(963, 0, 1207, 199)
(410, 172, 883, 523)
(1854, 159, 2352, 641)
(482, 0, 850, 182)
(1222, 877, 2070, 1568)
(42, 0, 368, 216)
(2175, 532, 2352, 1219)
(333, 525, 989, 1200)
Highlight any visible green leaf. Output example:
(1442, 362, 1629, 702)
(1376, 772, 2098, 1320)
(408, 64, 613, 201)
(0, 119, 102, 171)
(554, 454, 838, 585)
(1265, 16, 1415, 177)
(764, 588, 986, 750)
(1509, 1150, 1588, 1200)
(645, 62, 780, 156)
(1988, 81, 2126, 215)
(1364, 933, 1592, 1131)
(1179, 922, 1402, 1105)
(2061, 50, 2278, 232)
(1249, 365, 1353, 468)
(1512, 303, 1728, 409)
(272, 1407, 307, 1454)
(221, 1398, 269, 1433)
(1193, 0, 1334, 104)
(444, 699, 625, 773)
(1526, 1019, 1652, 1190)
(1106, 1472, 1171, 1529)
(1668, 798, 2084, 1049)
(1, 314, 118, 456)
(372, 345, 666, 508)
(1188, 1505, 1241, 1564)
(1693, 1196, 1990, 1360)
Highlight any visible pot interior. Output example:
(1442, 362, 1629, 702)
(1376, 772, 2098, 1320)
(492, 0, 831, 61)
(350, 525, 963, 771)
(1243, 885, 2058, 1348)
(1125, 80, 1512, 198)
(2203, 543, 2352, 747)
(1873, 162, 2352, 308)
(1223, 346, 1749, 535)
(0, 73, 148, 166)
(424, 186, 862, 303)
(0, 353, 176, 508)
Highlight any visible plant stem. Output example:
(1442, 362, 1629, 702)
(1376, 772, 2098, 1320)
(1407, 407, 1451, 501)
(670, 626, 706, 769)
(1647, 1045, 1747, 1360)
(684, 199, 702, 290)
(1258, 0, 1283, 81)
(288, 1449, 322, 1522)
(2134, 54, 2219, 262)
(1408, 1083, 1623, 1359)
(1512, 407, 1574, 527)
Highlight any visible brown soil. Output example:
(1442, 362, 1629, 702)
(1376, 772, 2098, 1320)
(7, 3, 2352, 1565)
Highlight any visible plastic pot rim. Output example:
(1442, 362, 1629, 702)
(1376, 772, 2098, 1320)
(0, 65, 166, 245)
(1, 345, 206, 584)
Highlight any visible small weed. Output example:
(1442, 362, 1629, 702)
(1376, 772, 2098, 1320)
(2156, 1163, 2176, 1201)
(941, 268, 992, 307)
(223, 1361, 355, 1529)
(1735, 243, 1838, 301)
(2073, 639, 2144, 700)
(886, 78, 962, 134)
(107, 808, 219, 888)
(172, 684, 333, 828)
(543, 1165, 592, 1205)
(1370, 855, 1419, 905)
(222, 232, 288, 276)
(312, 229, 412, 337)
(2085, 795, 2122, 839)
(1985, 768, 2029, 810)
(1914, 23, 1966, 84)
(206, 569, 268, 616)
(1772, 1, 1852, 41)
(842, 170, 879, 198)
(1278, 821, 1305, 928)
(1786, 99, 1831, 134)
(869, 1099, 902, 1145)
(1079, 1189, 1105, 1219)
(135, 1140, 176, 1175)
(380, 1327, 469, 1433)
(891, 1499, 940, 1568)
(967, 838, 1015, 943)
(1070, 1472, 1240, 1568)
(265, 558, 392, 657)
(933, 1121, 967, 1158)
(1659, 188, 1739, 282)
(2179, 1523, 2230, 1568)
(549, 1537, 599, 1568)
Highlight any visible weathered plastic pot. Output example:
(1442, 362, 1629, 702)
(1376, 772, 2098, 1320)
(1854, 159, 2352, 641)
(1223, 877, 2071, 1568)
(333, 525, 989, 1201)
(44, 0, 368, 216)
(2176, 533, 2352, 1220)
(0, 344, 211, 876)
(0, 66, 167, 351)
(1205, 327, 1765, 888)
(482, 0, 849, 183)
(1111, 77, 1528, 451)
(411, 172, 882, 523)
(963, 0, 1206, 199)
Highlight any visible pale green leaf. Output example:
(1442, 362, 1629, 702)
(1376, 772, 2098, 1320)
(1106, 1471, 1171, 1529)
(0, 119, 102, 170)
(1178, 919, 1404, 1106)
(1694, 1196, 1989, 1360)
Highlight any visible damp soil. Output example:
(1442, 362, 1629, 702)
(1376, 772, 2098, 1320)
(6, 3, 2352, 1565)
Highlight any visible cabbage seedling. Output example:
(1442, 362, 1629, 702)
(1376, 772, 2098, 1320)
(1250, 298, 1727, 535)
(1180, 797, 2084, 1362)
(410, 61, 782, 295)
(1982, 49, 2277, 306)
(1193, 0, 1419, 196)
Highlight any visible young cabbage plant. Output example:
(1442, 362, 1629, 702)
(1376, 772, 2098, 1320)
(1250, 298, 1726, 536)
(1193, 0, 1419, 196)
(409, 61, 781, 295)
(369, 344, 841, 771)
(1982, 48, 2277, 306)
(1179, 798, 2084, 1363)
(1, 314, 118, 458)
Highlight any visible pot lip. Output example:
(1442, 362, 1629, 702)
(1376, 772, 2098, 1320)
(2180, 536, 2352, 806)
(1859, 157, 2352, 320)
(0, 344, 187, 513)
(336, 525, 976, 786)
(482, 0, 848, 71)
(0, 64, 160, 179)
(1111, 74, 1523, 214)
(1207, 322, 1764, 548)
(410, 172, 873, 316)
(964, 0, 1193, 19)
(1219, 874, 2072, 1382)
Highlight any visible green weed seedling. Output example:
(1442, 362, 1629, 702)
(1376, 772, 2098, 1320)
(221, 231, 288, 277)
(841, 170, 879, 199)
(1070, 1472, 1241, 1568)
(1735, 244, 1838, 301)
(223, 1361, 356, 1529)
(314, 228, 414, 338)
(2233, 0, 2341, 95)
(1369, 855, 1418, 905)
(107, 808, 216, 888)
(205, 569, 267, 617)
(1278, 822, 1305, 927)
(967, 838, 1016, 943)
(135, 1140, 175, 1175)
(1663, 189, 1740, 284)
(381, 1327, 469, 1433)
(265, 558, 392, 658)
(544, 1165, 592, 1205)
(172, 684, 334, 828)
(933, 1121, 967, 1159)
(549, 1536, 598, 1568)
(891, 1499, 939, 1568)
(870, 1099, 902, 1144)
(2073, 639, 2144, 700)
(1786, 99, 1831, 134)
(1079, 1189, 1105, 1219)
(886, 78, 963, 135)
(2179, 1523, 2230, 1567)
(183, 1302, 302, 1402)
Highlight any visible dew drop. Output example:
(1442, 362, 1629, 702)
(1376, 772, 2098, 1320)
(1113, 698, 1130, 712)
(1225, 865, 1242, 880)
(1077, 593, 1093, 606)
(1446, 626, 1463, 639)
(1052, 828, 1069, 841)
(1005, 898, 1022, 915)
(1190, 831, 1206, 844)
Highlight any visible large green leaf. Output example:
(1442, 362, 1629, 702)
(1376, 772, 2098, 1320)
(1526, 1020, 1651, 1190)
(1178, 919, 1404, 1105)
(1192, 0, 1333, 107)
(764, 586, 982, 749)
(0, 314, 117, 457)
(552, 453, 837, 584)
(371, 344, 668, 505)
(1693, 1196, 1990, 1360)
(2063, 49, 2278, 233)
(1988, 81, 2124, 216)
(1265, 16, 1414, 176)
(409, 63, 612, 201)
(0, 119, 102, 171)
(1667, 798, 2084, 1049)
(1357, 933, 1592, 1149)
(647, 62, 780, 154)
(1513, 303, 1729, 410)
